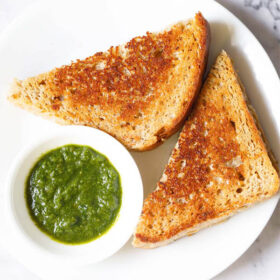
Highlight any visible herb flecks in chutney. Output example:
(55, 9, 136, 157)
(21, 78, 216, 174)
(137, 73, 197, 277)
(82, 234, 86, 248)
(25, 144, 122, 244)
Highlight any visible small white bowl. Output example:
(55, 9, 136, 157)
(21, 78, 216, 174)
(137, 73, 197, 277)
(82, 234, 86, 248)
(4, 125, 143, 266)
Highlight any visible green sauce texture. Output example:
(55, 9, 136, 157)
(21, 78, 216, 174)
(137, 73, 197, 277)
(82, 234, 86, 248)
(25, 144, 122, 244)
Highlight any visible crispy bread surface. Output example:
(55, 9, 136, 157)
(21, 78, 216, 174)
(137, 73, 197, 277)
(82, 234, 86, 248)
(8, 13, 209, 151)
(133, 50, 279, 248)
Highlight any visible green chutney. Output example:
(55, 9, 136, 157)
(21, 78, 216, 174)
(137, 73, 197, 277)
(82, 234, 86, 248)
(25, 144, 122, 244)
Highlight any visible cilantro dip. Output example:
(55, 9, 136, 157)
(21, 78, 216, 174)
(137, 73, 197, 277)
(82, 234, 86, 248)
(25, 144, 122, 244)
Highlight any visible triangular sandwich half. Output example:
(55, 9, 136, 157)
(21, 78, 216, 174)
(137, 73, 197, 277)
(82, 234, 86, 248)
(8, 13, 209, 151)
(133, 50, 279, 248)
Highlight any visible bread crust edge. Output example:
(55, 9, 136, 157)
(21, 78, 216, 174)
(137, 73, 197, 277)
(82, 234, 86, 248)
(132, 50, 280, 248)
(134, 13, 211, 151)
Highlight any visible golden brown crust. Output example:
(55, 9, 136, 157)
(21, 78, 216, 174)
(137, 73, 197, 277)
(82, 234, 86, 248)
(8, 13, 210, 151)
(140, 15, 210, 151)
(133, 50, 279, 247)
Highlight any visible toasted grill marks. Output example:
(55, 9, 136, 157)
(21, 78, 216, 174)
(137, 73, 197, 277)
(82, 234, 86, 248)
(8, 13, 210, 150)
(133, 51, 279, 248)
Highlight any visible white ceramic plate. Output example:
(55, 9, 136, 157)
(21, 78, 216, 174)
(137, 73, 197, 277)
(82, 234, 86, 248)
(0, 0, 279, 279)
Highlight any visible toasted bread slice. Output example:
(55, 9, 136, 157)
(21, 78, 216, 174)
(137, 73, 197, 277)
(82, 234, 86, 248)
(133, 50, 279, 248)
(8, 13, 209, 151)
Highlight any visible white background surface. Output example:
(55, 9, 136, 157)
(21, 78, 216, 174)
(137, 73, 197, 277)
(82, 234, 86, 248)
(0, 0, 279, 279)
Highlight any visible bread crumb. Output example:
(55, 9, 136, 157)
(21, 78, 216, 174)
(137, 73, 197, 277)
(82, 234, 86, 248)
(160, 173, 168, 183)
(214, 177, 223, 183)
(225, 156, 243, 168)
(177, 172, 184, 178)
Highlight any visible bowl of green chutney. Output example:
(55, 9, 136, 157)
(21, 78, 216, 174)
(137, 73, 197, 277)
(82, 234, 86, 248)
(4, 125, 143, 266)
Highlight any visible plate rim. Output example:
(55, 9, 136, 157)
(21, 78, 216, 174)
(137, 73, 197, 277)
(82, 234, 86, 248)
(0, 0, 279, 279)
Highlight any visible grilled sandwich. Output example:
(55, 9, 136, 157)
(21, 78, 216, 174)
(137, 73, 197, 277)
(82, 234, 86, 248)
(8, 13, 209, 151)
(133, 50, 279, 248)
